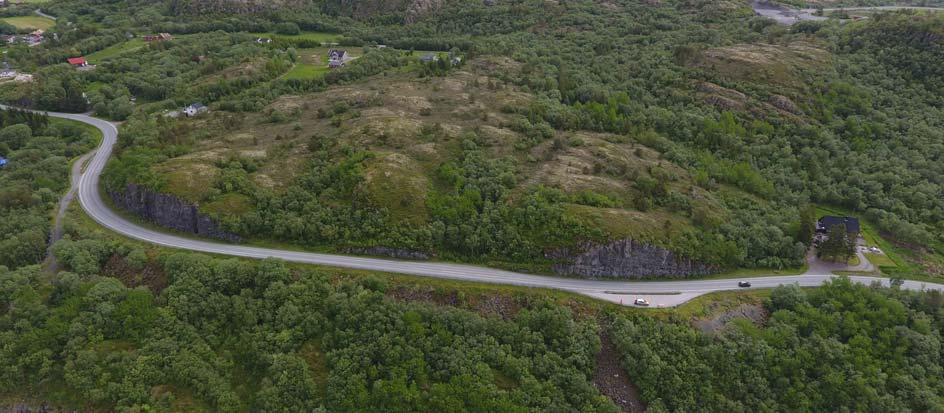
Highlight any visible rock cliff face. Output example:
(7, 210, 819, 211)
(404, 0, 442, 23)
(548, 239, 717, 279)
(110, 184, 241, 243)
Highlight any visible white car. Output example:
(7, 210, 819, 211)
(634, 298, 650, 307)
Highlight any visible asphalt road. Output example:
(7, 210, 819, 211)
(34, 9, 58, 21)
(34, 109, 944, 307)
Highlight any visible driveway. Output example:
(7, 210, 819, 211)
(805, 244, 875, 275)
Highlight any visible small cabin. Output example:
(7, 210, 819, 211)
(184, 103, 208, 117)
(144, 33, 173, 42)
(67, 57, 88, 67)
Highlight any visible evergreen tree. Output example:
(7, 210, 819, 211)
(819, 223, 853, 262)
(797, 205, 817, 246)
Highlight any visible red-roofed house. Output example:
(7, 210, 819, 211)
(67, 57, 87, 67)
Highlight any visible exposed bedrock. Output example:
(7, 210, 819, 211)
(110, 183, 241, 243)
(548, 239, 718, 279)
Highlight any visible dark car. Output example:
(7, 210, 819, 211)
(738, 281, 752, 288)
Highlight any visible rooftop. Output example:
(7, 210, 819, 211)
(818, 216, 860, 234)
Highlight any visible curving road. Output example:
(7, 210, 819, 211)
(34, 9, 58, 21)
(35, 109, 944, 307)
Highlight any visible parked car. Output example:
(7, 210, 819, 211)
(634, 298, 650, 306)
(738, 281, 752, 288)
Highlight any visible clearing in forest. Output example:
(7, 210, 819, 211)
(2, 16, 56, 30)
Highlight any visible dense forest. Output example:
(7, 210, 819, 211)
(613, 278, 944, 412)
(0, 110, 97, 270)
(4, 231, 944, 411)
(5, 243, 618, 412)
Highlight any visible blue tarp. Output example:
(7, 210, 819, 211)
(0, 157, 7, 167)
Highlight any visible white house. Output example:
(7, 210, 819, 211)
(327, 49, 352, 68)
(183, 103, 209, 117)
(0, 62, 14, 78)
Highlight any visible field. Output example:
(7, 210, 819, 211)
(282, 63, 329, 79)
(85, 81, 107, 92)
(282, 47, 363, 80)
(1, 16, 56, 30)
(697, 42, 831, 93)
(865, 252, 895, 268)
(86, 39, 145, 63)
(282, 47, 340, 80)
(293, 49, 442, 78)
(248, 30, 343, 44)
